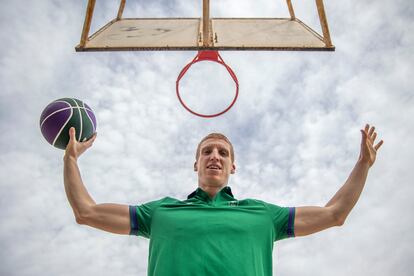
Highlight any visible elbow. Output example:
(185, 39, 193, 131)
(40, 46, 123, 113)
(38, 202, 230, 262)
(333, 213, 346, 227)
(335, 217, 346, 227)
(75, 215, 87, 225)
(331, 208, 346, 227)
(74, 208, 94, 225)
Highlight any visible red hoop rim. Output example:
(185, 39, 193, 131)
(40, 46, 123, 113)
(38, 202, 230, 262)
(176, 51, 239, 118)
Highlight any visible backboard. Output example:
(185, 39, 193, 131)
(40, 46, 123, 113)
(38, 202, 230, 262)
(75, 0, 334, 51)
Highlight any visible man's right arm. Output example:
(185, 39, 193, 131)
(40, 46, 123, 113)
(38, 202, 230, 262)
(63, 127, 131, 235)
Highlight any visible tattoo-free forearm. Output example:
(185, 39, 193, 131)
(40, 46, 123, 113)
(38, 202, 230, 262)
(63, 155, 96, 220)
(325, 160, 370, 223)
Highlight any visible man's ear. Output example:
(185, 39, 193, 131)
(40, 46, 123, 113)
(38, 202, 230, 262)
(230, 163, 236, 174)
(194, 162, 198, 172)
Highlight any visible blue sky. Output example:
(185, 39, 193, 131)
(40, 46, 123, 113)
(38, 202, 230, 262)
(0, 0, 413, 275)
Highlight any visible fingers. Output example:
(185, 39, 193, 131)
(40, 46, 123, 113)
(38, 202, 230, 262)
(360, 129, 367, 141)
(68, 127, 97, 146)
(68, 127, 77, 148)
(368, 125, 375, 136)
(364, 124, 379, 140)
(64, 128, 76, 157)
(85, 132, 97, 147)
(90, 132, 97, 142)
(363, 123, 384, 151)
(69, 127, 76, 140)
(374, 140, 384, 151)
(372, 132, 377, 142)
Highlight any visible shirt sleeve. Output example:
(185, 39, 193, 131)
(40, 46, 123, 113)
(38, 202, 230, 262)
(129, 198, 166, 238)
(263, 202, 296, 241)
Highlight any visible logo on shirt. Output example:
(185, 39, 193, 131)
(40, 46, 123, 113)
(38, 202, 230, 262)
(228, 201, 239, 207)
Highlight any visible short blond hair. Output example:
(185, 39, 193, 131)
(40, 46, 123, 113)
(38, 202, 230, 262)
(196, 133, 235, 162)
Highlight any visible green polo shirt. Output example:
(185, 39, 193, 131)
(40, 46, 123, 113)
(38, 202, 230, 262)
(129, 186, 295, 276)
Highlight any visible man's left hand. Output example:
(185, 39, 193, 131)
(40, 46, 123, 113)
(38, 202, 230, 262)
(359, 124, 384, 167)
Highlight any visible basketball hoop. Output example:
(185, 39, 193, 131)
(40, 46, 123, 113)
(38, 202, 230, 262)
(176, 51, 239, 118)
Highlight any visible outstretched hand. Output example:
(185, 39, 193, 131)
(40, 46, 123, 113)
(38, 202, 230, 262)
(359, 124, 384, 167)
(64, 127, 97, 161)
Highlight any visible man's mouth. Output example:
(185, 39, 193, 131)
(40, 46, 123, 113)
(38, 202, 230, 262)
(207, 165, 221, 170)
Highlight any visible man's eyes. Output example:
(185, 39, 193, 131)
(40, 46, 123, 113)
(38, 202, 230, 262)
(202, 149, 229, 156)
(220, 150, 229, 156)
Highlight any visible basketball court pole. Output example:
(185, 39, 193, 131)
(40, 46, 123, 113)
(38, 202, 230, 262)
(315, 0, 332, 47)
(80, 0, 96, 48)
(117, 0, 126, 20)
(203, 0, 211, 47)
(286, 0, 296, 20)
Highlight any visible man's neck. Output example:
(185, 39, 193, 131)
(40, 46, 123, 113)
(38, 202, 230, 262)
(198, 183, 226, 198)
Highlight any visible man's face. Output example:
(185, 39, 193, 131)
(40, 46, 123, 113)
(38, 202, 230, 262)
(194, 138, 236, 188)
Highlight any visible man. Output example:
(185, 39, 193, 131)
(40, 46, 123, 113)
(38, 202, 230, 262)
(63, 124, 383, 276)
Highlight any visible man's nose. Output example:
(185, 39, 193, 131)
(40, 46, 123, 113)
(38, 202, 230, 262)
(209, 149, 220, 160)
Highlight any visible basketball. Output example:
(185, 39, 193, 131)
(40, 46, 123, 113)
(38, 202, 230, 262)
(40, 98, 97, 150)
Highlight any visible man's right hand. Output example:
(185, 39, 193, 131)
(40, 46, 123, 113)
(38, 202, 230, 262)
(64, 127, 97, 161)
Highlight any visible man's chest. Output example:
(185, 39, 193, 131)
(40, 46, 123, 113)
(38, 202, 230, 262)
(150, 204, 274, 240)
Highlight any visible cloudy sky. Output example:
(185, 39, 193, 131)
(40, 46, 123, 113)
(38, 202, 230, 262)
(1, 0, 413, 275)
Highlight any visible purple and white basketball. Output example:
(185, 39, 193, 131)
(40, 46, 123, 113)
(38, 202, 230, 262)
(40, 98, 97, 150)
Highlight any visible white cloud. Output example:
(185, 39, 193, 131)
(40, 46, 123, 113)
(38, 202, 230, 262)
(1, 0, 413, 275)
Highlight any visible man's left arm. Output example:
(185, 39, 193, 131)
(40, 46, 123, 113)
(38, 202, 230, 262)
(294, 124, 384, 237)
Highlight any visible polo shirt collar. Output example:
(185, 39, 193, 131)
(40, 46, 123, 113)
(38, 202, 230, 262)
(187, 186, 235, 202)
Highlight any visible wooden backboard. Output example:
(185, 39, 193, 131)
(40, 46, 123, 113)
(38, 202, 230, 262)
(76, 0, 334, 51)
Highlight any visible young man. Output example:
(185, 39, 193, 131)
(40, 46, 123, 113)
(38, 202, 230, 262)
(63, 124, 383, 276)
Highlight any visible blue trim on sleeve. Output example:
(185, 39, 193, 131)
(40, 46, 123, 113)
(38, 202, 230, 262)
(287, 207, 295, 238)
(129, 205, 139, 236)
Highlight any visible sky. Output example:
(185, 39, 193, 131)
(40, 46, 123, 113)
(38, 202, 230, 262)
(0, 0, 413, 275)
